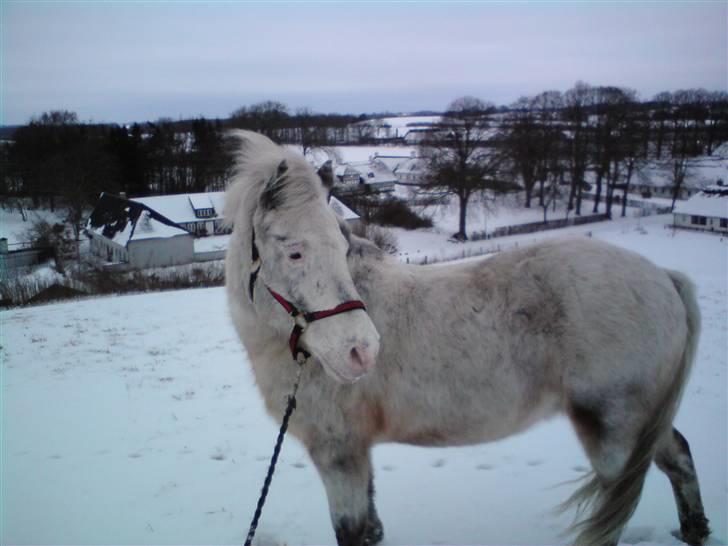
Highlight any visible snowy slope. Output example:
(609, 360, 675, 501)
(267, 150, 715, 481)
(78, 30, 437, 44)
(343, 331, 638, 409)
(2, 215, 726, 546)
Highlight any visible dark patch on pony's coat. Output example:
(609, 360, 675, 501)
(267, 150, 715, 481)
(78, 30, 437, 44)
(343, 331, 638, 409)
(260, 160, 289, 211)
(569, 401, 605, 445)
(335, 515, 368, 546)
(318, 160, 334, 199)
(655, 428, 711, 546)
(366, 474, 384, 544)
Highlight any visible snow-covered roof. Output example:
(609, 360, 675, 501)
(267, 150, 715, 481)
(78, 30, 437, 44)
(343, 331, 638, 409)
(335, 161, 398, 186)
(673, 186, 728, 218)
(132, 192, 225, 224)
(188, 194, 215, 211)
(329, 196, 359, 221)
(86, 193, 190, 246)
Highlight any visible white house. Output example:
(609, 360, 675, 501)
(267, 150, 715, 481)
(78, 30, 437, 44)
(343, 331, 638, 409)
(673, 184, 728, 234)
(333, 160, 397, 194)
(86, 193, 194, 269)
(371, 153, 427, 186)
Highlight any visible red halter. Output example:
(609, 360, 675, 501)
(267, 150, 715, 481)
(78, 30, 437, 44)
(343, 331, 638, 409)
(249, 229, 367, 362)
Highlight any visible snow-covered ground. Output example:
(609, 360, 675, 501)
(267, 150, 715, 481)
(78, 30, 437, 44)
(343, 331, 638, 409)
(2, 214, 726, 546)
(0, 205, 64, 246)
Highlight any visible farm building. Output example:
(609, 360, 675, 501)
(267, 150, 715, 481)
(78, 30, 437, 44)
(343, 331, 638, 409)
(86, 192, 360, 270)
(372, 153, 427, 185)
(86, 193, 194, 270)
(672, 184, 728, 234)
(333, 160, 397, 195)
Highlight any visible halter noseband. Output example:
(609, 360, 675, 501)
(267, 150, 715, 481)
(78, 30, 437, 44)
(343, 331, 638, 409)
(248, 229, 367, 362)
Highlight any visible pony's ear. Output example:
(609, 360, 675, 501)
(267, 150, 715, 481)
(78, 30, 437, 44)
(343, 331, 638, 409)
(317, 160, 334, 202)
(260, 159, 288, 211)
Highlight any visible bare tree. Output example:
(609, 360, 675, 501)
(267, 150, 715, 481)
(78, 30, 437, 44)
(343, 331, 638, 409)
(419, 97, 510, 240)
(562, 82, 594, 216)
(502, 96, 540, 208)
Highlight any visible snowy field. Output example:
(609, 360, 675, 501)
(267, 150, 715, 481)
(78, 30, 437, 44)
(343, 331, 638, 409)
(2, 214, 727, 546)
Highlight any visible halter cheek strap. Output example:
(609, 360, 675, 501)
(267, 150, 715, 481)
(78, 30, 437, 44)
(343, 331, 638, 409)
(248, 229, 367, 362)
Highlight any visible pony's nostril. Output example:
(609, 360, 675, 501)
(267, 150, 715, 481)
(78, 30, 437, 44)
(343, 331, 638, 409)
(350, 347, 364, 368)
(350, 345, 374, 373)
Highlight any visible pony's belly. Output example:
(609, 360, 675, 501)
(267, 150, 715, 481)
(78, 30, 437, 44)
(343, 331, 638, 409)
(381, 395, 560, 448)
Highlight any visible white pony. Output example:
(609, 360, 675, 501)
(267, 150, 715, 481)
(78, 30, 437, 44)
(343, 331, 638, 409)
(225, 131, 710, 546)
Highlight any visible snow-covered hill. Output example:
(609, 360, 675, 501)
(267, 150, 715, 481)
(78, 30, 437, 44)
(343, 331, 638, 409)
(2, 215, 726, 545)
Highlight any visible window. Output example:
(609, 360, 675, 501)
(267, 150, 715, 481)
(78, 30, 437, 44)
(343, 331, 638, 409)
(721, 218, 727, 229)
(691, 216, 707, 226)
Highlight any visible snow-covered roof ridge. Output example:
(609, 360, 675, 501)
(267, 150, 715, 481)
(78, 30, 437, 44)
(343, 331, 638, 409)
(86, 192, 190, 245)
(132, 192, 226, 224)
(329, 196, 359, 221)
(673, 185, 728, 218)
(188, 194, 216, 213)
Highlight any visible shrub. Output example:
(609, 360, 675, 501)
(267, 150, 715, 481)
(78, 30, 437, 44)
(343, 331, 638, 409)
(371, 199, 433, 230)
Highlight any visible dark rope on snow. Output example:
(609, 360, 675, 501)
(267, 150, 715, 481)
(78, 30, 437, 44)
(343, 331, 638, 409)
(243, 361, 304, 546)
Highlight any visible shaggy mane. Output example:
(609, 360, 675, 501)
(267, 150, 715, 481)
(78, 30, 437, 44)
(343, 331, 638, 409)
(223, 130, 325, 229)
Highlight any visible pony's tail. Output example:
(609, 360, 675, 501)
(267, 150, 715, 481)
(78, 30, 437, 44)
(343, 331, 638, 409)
(562, 270, 701, 546)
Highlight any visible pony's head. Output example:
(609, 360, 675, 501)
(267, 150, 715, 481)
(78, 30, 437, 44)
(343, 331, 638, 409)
(226, 131, 380, 383)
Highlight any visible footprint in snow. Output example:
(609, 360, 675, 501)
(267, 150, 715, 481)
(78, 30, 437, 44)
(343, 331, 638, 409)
(381, 465, 396, 471)
(572, 465, 589, 472)
(431, 458, 446, 468)
(526, 459, 544, 467)
(291, 462, 307, 469)
(476, 463, 494, 470)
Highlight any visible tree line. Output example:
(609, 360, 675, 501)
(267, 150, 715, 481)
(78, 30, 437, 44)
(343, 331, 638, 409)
(419, 83, 728, 239)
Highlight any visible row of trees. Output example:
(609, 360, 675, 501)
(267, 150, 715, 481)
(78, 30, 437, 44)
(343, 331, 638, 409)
(418, 84, 728, 239)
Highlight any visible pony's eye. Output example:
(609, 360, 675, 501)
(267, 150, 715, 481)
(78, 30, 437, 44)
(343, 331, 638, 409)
(289, 252, 302, 261)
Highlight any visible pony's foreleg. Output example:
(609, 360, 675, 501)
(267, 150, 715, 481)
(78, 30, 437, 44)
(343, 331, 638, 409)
(307, 442, 382, 546)
(655, 428, 710, 546)
(366, 465, 384, 544)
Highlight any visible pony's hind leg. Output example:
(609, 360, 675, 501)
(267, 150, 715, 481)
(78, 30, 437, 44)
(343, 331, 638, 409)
(307, 442, 382, 546)
(655, 427, 710, 546)
(566, 401, 655, 546)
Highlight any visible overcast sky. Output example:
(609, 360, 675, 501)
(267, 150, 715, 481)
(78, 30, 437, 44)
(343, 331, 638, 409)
(2, 1, 726, 125)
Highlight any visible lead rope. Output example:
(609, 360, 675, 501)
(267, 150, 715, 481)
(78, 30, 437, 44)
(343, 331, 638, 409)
(243, 358, 305, 546)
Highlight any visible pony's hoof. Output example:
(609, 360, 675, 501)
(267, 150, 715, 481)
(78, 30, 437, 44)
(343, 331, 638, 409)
(365, 514, 384, 545)
(680, 514, 710, 546)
